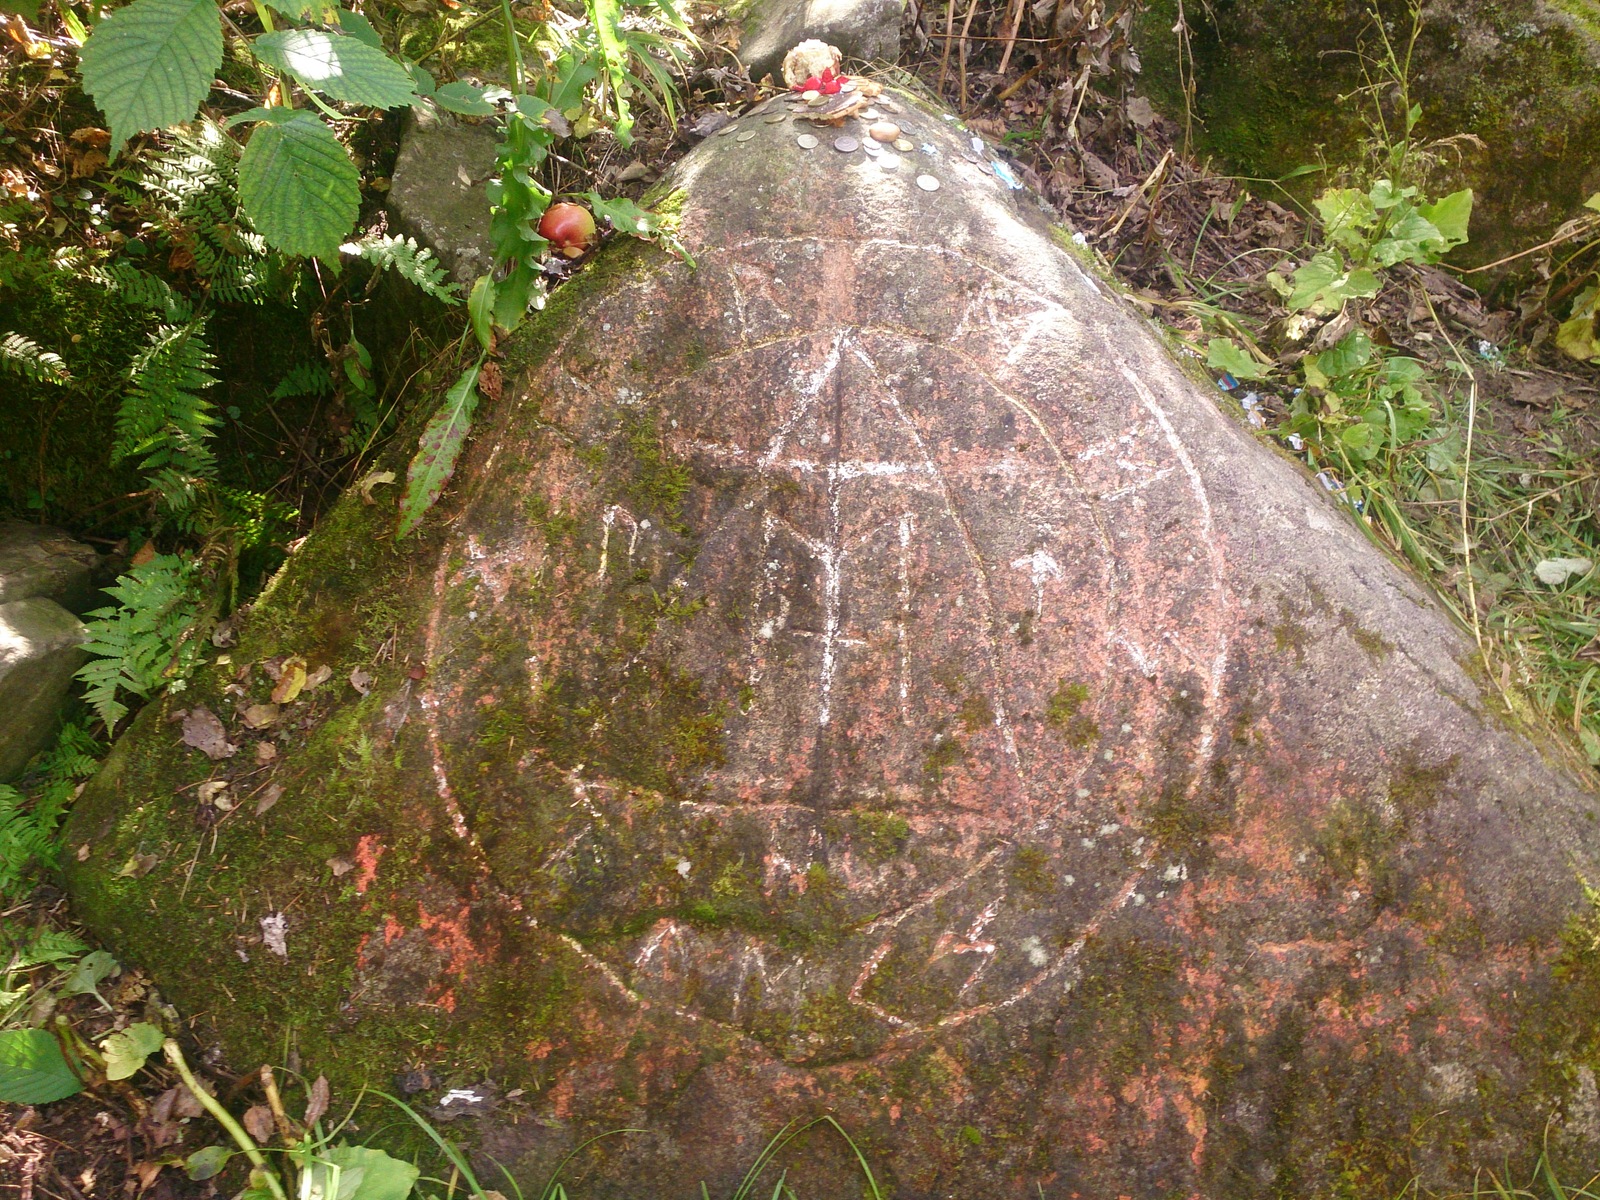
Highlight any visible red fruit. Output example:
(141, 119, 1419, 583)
(539, 203, 597, 259)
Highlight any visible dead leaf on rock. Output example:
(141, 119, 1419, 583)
(131, 540, 157, 568)
(1125, 96, 1156, 128)
(255, 783, 285, 816)
(349, 667, 373, 695)
(327, 856, 354, 877)
(303, 664, 333, 692)
(478, 360, 504, 401)
(181, 708, 236, 760)
(240, 702, 280, 730)
(116, 854, 158, 878)
(358, 469, 396, 505)
(242, 1104, 275, 1144)
(271, 657, 308, 704)
(304, 1075, 330, 1127)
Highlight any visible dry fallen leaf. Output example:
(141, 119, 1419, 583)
(198, 780, 232, 811)
(349, 666, 373, 694)
(303, 664, 333, 692)
(304, 1075, 331, 1127)
(242, 1104, 276, 1144)
(255, 783, 285, 816)
(271, 656, 308, 704)
(181, 707, 236, 760)
(357, 469, 396, 505)
(240, 702, 280, 729)
(255, 742, 278, 764)
(116, 854, 158, 878)
(327, 856, 354, 877)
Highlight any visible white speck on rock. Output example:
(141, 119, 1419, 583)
(676, 859, 692, 877)
(1020, 936, 1050, 967)
(439, 1088, 484, 1106)
(261, 913, 288, 958)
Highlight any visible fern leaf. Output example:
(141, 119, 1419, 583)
(272, 361, 333, 399)
(0, 787, 54, 900)
(339, 233, 460, 304)
(77, 555, 205, 730)
(113, 320, 218, 511)
(0, 333, 70, 385)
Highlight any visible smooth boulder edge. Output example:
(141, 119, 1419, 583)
(64, 91, 1600, 1198)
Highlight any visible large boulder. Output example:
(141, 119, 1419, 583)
(734, 0, 906, 83)
(64, 92, 1600, 1197)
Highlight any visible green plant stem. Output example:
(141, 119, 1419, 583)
(162, 1040, 289, 1200)
(499, 0, 525, 94)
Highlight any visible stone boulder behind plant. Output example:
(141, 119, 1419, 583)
(64, 89, 1600, 1198)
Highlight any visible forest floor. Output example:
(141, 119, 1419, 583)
(4, 0, 1600, 1195)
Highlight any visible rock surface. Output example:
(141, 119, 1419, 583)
(1138, 0, 1600, 269)
(735, 0, 904, 83)
(0, 598, 88, 780)
(65, 92, 1600, 1197)
(386, 107, 500, 289)
(0, 522, 97, 779)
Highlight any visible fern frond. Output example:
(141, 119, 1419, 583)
(77, 555, 206, 730)
(0, 786, 56, 899)
(113, 320, 219, 512)
(1, 332, 71, 384)
(272, 360, 333, 399)
(104, 261, 194, 321)
(340, 233, 460, 304)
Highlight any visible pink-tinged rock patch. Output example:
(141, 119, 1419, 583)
(64, 91, 1600, 1198)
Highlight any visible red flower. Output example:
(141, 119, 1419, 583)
(790, 66, 848, 94)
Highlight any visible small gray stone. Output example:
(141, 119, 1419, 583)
(387, 107, 500, 290)
(0, 522, 101, 614)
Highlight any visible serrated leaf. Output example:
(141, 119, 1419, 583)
(100, 1021, 165, 1081)
(0, 1029, 83, 1105)
(433, 80, 495, 116)
(1204, 337, 1269, 381)
(238, 113, 360, 258)
(336, 9, 383, 48)
(398, 362, 481, 538)
(253, 30, 416, 109)
(79, 0, 223, 155)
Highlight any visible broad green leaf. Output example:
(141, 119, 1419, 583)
(1556, 313, 1600, 362)
(1204, 337, 1269, 381)
(1371, 205, 1444, 267)
(406, 62, 436, 97)
(336, 9, 383, 48)
(586, 192, 657, 238)
(1315, 330, 1374, 379)
(261, 0, 340, 23)
(100, 1021, 164, 1080)
(0, 1028, 82, 1104)
(398, 362, 481, 538)
(60, 949, 117, 1003)
(253, 30, 417, 109)
(433, 81, 495, 116)
(1585, 192, 1600, 214)
(186, 1145, 233, 1181)
(0, 0, 43, 21)
(79, 0, 222, 155)
(1313, 188, 1376, 253)
(1417, 188, 1473, 251)
(238, 113, 360, 258)
(1367, 178, 1417, 210)
(322, 1144, 421, 1200)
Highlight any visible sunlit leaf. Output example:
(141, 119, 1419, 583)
(398, 362, 481, 538)
(0, 1029, 82, 1105)
(100, 1021, 164, 1081)
(433, 81, 495, 115)
(1417, 188, 1472, 251)
(1204, 337, 1269, 381)
(79, 0, 222, 154)
(253, 29, 417, 109)
(238, 112, 360, 258)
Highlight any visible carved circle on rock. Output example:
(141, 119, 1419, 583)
(416, 231, 1232, 1060)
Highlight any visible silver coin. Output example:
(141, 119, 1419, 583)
(860, 138, 882, 156)
(718, 124, 740, 136)
(915, 174, 940, 191)
(862, 107, 882, 120)
(736, 130, 757, 142)
(834, 136, 859, 152)
(878, 153, 902, 170)
(764, 113, 787, 123)
(841, 79, 858, 92)
(796, 134, 820, 149)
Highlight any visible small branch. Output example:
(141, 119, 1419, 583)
(163, 1041, 289, 1200)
